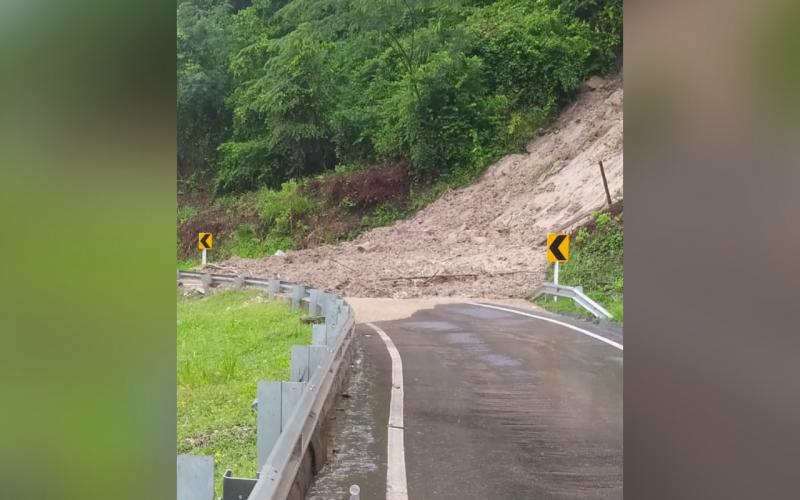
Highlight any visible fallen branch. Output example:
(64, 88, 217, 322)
(331, 259, 357, 272)
(422, 269, 442, 285)
(380, 273, 476, 281)
(437, 254, 461, 265)
(207, 263, 239, 275)
(380, 270, 533, 282)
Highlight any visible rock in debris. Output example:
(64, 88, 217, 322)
(585, 75, 605, 91)
(356, 242, 377, 253)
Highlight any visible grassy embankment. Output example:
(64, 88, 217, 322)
(177, 289, 311, 493)
(535, 210, 623, 322)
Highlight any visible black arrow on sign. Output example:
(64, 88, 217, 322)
(200, 233, 211, 249)
(549, 234, 567, 261)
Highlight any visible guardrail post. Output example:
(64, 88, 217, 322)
(325, 299, 337, 330)
(256, 381, 306, 473)
(221, 470, 258, 500)
(200, 274, 213, 294)
(177, 455, 214, 500)
(280, 382, 305, 433)
(268, 279, 279, 300)
(293, 345, 329, 382)
(310, 346, 327, 380)
(312, 324, 327, 346)
(338, 304, 349, 326)
(291, 345, 310, 382)
(308, 289, 319, 316)
(291, 284, 305, 310)
(233, 276, 245, 290)
(257, 381, 282, 473)
(318, 292, 329, 315)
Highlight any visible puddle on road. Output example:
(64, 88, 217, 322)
(445, 332, 523, 370)
(402, 320, 459, 332)
(307, 343, 379, 500)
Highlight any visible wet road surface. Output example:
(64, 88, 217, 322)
(308, 303, 623, 499)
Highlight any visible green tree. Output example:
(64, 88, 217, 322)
(175, 0, 623, 194)
(217, 26, 336, 193)
(177, 0, 233, 173)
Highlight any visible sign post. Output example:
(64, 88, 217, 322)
(199, 233, 212, 266)
(546, 234, 570, 302)
(554, 261, 559, 301)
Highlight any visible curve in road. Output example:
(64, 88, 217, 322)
(307, 301, 623, 500)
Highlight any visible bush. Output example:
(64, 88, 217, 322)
(257, 180, 314, 236)
(304, 165, 410, 210)
(177, 205, 198, 223)
(232, 223, 295, 258)
(359, 203, 405, 231)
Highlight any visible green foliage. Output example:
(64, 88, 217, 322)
(536, 292, 623, 322)
(537, 211, 623, 322)
(177, 0, 622, 193)
(257, 180, 314, 234)
(205, 181, 316, 259)
(177, 1, 233, 169)
(231, 223, 295, 258)
(339, 196, 357, 211)
(178, 258, 201, 270)
(359, 203, 405, 231)
(212, 191, 259, 214)
(177, 205, 198, 223)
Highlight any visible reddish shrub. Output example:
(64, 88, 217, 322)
(305, 165, 410, 210)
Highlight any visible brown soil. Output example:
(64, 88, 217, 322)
(304, 164, 410, 210)
(301, 165, 412, 247)
(217, 75, 623, 299)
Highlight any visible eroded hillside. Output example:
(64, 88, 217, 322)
(220, 75, 623, 299)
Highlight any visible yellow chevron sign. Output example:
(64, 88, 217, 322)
(547, 234, 569, 262)
(199, 233, 212, 250)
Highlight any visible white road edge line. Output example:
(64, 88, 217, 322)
(466, 303, 624, 351)
(365, 322, 409, 500)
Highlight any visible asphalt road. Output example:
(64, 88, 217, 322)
(308, 302, 623, 500)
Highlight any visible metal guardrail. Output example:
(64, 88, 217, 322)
(528, 282, 613, 319)
(177, 270, 355, 500)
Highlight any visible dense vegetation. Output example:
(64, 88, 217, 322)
(536, 208, 623, 322)
(178, 0, 622, 194)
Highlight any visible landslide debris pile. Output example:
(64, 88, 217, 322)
(222, 76, 623, 299)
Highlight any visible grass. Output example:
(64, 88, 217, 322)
(178, 205, 198, 223)
(231, 223, 294, 259)
(534, 211, 623, 322)
(536, 293, 623, 322)
(177, 258, 201, 270)
(177, 289, 312, 494)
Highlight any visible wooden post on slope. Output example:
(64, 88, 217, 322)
(598, 160, 612, 207)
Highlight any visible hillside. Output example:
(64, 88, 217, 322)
(220, 74, 623, 298)
(178, 0, 622, 196)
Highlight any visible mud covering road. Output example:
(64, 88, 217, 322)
(307, 302, 623, 499)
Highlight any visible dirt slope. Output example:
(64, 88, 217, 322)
(222, 75, 623, 299)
